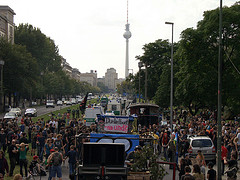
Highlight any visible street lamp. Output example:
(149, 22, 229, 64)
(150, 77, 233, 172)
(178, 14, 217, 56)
(138, 62, 143, 102)
(165, 21, 174, 132)
(0, 59, 4, 112)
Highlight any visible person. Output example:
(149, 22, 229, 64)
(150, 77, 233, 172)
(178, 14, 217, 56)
(224, 152, 238, 180)
(29, 155, 46, 176)
(192, 164, 204, 180)
(65, 145, 77, 180)
(54, 134, 64, 154)
(178, 158, 187, 180)
(47, 147, 64, 180)
(181, 166, 194, 180)
(221, 142, 228, 175)
(126, 145, 142, 167)
(207, 162, 216, 180)
(8, 139, 18, 176)
(185, 153, 192, 166)
(167, 134, 176, 169)
(16, 142, 29, 177)
(44, 138, 55, 160)
(0, 129, 7, 153)
(0, 151, 9, 177)
(13, 174, 23, 180)
(47, 149, 55, 180)
(37, 132, 46, 162)
(196, 150, 206, 176)
(162, 130, 169, 160)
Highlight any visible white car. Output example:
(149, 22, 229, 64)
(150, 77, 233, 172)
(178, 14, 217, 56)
(188, 135, 216, 162)
(4, 112, 18, 120)
(25, 108, 37, 117)
(46, 100, 55, 108)
(9, 108, 22, 116)
(57, 100, 63, 106)
(66, 101, 72, 105)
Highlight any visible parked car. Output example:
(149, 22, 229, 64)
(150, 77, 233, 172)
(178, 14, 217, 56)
(4, 112, 18, 120)
(71, 98, 77, 104)
(46, 100, 55, 108)
(57, 100, 63, 106)
(188, 135, 216, 162)
(9, 107, 22, 116)
(25, 108, 37, 117)
(66, 101, 72, 105)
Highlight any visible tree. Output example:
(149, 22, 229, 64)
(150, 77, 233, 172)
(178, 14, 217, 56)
(134, 39, 177, 103)
(0, 39, 39, 106)
(175, 2, 240, 115)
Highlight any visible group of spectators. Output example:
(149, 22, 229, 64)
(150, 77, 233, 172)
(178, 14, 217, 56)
(0, 107, 239, 180)
(0, 107, 96, 179)
(137, 110, 239, 180)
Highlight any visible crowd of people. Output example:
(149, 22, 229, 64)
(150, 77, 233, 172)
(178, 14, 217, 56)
(137, 110, 240, 180)
(0, 107, 97, 180)
(0, 107, 239, 180)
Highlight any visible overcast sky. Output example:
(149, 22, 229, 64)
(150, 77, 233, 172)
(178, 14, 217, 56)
(1, 0, 237, 78)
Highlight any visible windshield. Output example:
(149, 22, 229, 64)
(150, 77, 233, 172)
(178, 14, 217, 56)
(192, 139, 212, 147)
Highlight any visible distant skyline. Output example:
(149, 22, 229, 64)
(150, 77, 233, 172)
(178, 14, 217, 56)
(1, 0, 237, 78)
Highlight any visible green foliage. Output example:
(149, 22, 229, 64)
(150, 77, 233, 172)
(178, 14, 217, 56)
(132, 145, 167, 180)
(135, 39, 174, 100)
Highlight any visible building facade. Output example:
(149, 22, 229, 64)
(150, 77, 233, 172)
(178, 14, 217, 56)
(80, 70, 97, 87)
(72, 68, 81, 81)
(0, 6, 15, 44)
(61, 57, 73, 78)
(104, 68, 118, 90)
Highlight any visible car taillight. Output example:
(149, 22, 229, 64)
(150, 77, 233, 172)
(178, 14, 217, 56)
(188, 147, 192, 153)
(212, 146, 216, 153)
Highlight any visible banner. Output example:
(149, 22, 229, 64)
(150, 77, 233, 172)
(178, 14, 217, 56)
(104, 116, 129, 133)
(90, 133, 139, 154)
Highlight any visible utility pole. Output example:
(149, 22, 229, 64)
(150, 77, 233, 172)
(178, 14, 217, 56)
(217, 0, 223, 179)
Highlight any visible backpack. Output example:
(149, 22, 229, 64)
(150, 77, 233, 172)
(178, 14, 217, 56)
(225, 166, 238, 178)
(52, 152, 62, 166)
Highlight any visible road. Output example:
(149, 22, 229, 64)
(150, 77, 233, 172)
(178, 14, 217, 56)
(0, 104, 73, 119)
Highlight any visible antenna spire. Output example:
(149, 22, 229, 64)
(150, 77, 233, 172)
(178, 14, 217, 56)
(127, 0, 128, 24)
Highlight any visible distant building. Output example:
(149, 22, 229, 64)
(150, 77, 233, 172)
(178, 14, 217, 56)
(0, 6, 15, 44)
(80, 70, 97, 86)
(97, 77, 105, 84)
(61, 57, 72, 78)
(105, 68, 118, 90)
(72, 68, 81, 81)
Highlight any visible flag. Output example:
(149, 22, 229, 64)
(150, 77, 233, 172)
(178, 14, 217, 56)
(80, 92, 88, 114)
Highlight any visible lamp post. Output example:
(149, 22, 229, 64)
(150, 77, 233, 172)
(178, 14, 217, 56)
(217, 0, 223, 179)
(138, 62, 143, 102)
(40, 71, 44, 105)
(165, 21, 174, 132)
(0, 59, 4, 112)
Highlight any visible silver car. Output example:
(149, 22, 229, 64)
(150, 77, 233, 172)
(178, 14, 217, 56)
(9, 108, 22, 116)
(188, 135, 216, 162)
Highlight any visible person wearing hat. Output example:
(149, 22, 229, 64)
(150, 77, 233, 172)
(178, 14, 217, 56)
(47, 147, 63, 180)
(29, 155, 40, 175)
(47, 149, 55, 180)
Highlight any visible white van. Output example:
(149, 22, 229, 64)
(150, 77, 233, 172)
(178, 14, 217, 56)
(84, 107, 103, 126)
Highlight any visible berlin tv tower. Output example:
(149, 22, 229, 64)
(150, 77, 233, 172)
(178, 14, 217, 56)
(123, 0, 132, 78)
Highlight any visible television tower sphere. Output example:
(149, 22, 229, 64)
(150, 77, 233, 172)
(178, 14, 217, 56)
(123, 30, 131, 39)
